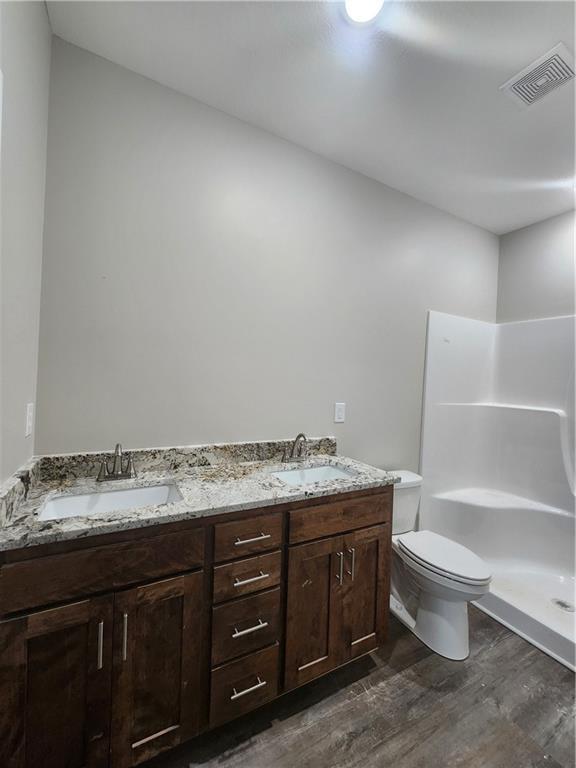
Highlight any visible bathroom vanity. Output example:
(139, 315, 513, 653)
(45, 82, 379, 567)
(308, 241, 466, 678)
(0, 440, 395, 768)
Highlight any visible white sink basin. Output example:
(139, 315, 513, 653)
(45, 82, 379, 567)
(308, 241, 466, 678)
(272, 465, 357, 486)
(38, 484, 183, 521)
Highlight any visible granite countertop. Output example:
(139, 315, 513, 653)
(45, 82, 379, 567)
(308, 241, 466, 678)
(0, 444, 397, 552)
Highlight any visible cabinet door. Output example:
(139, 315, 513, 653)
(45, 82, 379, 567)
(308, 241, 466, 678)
(111, 571, 205, 768)
(342, 524, 390, 660)
(0, 596, 114, 768)
(284, 536, 344, 690)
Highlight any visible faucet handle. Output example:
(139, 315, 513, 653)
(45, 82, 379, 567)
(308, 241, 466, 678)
(97, 459, 110, 482)
(125, 455, 137, 478)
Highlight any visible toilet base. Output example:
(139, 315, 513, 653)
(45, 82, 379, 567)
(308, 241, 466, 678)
(391, 538, 491, 662)
(414, 592, 469, 660)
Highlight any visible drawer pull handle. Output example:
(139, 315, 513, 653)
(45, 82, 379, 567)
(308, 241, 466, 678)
(336, 551, 344, 584)
(234, 571, 269, 588)
(122, 612, 128, 662)
(346, 547, 356, 581)
(232, 618, 269, 639)
(97, 621, 104, 670)
(234, 532, 271, 546)
(230, 676, 267, 701)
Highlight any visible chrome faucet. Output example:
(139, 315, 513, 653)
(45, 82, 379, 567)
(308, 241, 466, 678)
(97, 443, 137, 482)
(283, 433, 308, 463)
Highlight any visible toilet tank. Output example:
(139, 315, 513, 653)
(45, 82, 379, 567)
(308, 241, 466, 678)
(391, 470, 423, 534)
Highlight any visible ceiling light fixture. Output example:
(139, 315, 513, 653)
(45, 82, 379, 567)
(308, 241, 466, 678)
(344, 0, 385, 24)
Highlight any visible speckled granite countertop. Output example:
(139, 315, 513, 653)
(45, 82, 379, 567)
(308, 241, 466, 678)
(0, 439, 397, 553)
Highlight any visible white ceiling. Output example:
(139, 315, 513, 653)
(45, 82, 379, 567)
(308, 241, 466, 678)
(47, 1, 575, 234)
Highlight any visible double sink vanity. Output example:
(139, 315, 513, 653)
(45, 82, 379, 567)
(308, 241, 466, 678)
(0, 437, 396, 768)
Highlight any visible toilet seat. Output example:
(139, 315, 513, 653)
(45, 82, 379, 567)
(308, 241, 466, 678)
(395, 530, 492, 586)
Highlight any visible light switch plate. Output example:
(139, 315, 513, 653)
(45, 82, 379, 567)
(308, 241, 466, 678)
(25, 402, 34, 437)
(334, 402, 346, 423)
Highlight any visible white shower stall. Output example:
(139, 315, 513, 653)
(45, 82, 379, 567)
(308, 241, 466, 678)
(420, 311, 575, 669)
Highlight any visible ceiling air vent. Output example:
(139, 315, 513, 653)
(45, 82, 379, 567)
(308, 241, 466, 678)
(500, 42, 575, 107)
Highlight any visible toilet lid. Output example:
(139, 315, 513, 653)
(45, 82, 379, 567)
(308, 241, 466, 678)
(392, 470, 422, 489)
(396, 530, 492, 585)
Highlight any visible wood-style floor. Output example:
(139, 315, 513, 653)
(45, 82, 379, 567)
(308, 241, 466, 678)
(146, 608, 575, 768)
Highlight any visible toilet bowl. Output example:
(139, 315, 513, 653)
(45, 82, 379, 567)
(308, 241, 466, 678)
(390, 471, 491, 660)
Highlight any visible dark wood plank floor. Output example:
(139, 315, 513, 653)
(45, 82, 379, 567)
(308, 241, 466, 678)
(146, 608, 575, 768)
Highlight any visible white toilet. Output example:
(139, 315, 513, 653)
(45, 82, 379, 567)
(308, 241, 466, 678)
(390, 471, 492, 660)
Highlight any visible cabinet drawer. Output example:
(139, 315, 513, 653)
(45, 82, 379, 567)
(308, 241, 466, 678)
(212, 588, 280, 666)
(288, 490, 391, 544)
(213, 551, 282, 604)
(210, 644, 279, 728)
(214, 512, 283, 562)
(0, 529, 205, 616)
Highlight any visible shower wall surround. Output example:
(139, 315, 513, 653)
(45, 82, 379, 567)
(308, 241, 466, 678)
(420, 311, 575, 669)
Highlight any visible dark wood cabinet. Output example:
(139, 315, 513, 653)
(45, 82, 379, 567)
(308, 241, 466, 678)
(0, 596, 114, 768)
(0, 529, 205, 616)
(284, 536, 345, 689)
(285, 523, 390, 690)
(210, 644, 279, 728)
(0, 575, 206, 768)
(0, 489, 391, 768)
(288, 491, 390, 544)
(211, 587, 281, 666)
(342, 524, 390, 660)
(214, 512, 283, 562)
(213, 550, 282, 603)
(110, 572, 204, 768)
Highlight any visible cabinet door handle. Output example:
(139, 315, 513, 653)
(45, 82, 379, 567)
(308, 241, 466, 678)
(336, 551, 344, 584)
(122, 612, 128, 662)
(230, 676, 267, 701)
(234, 571, 269, 588)
(232, 618, 269, 639)
(346, 547, 356, 582)
(97, 620, 104, 670)
(234, 532, 271, 546)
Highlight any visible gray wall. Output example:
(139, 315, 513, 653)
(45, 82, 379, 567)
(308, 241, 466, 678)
(498, 210, 575, 323)
(0, 3, 51, 481)
(36, 39, 499, 470)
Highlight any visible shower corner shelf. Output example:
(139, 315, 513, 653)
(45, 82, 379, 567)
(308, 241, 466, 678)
(438, 402, 567, 417)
